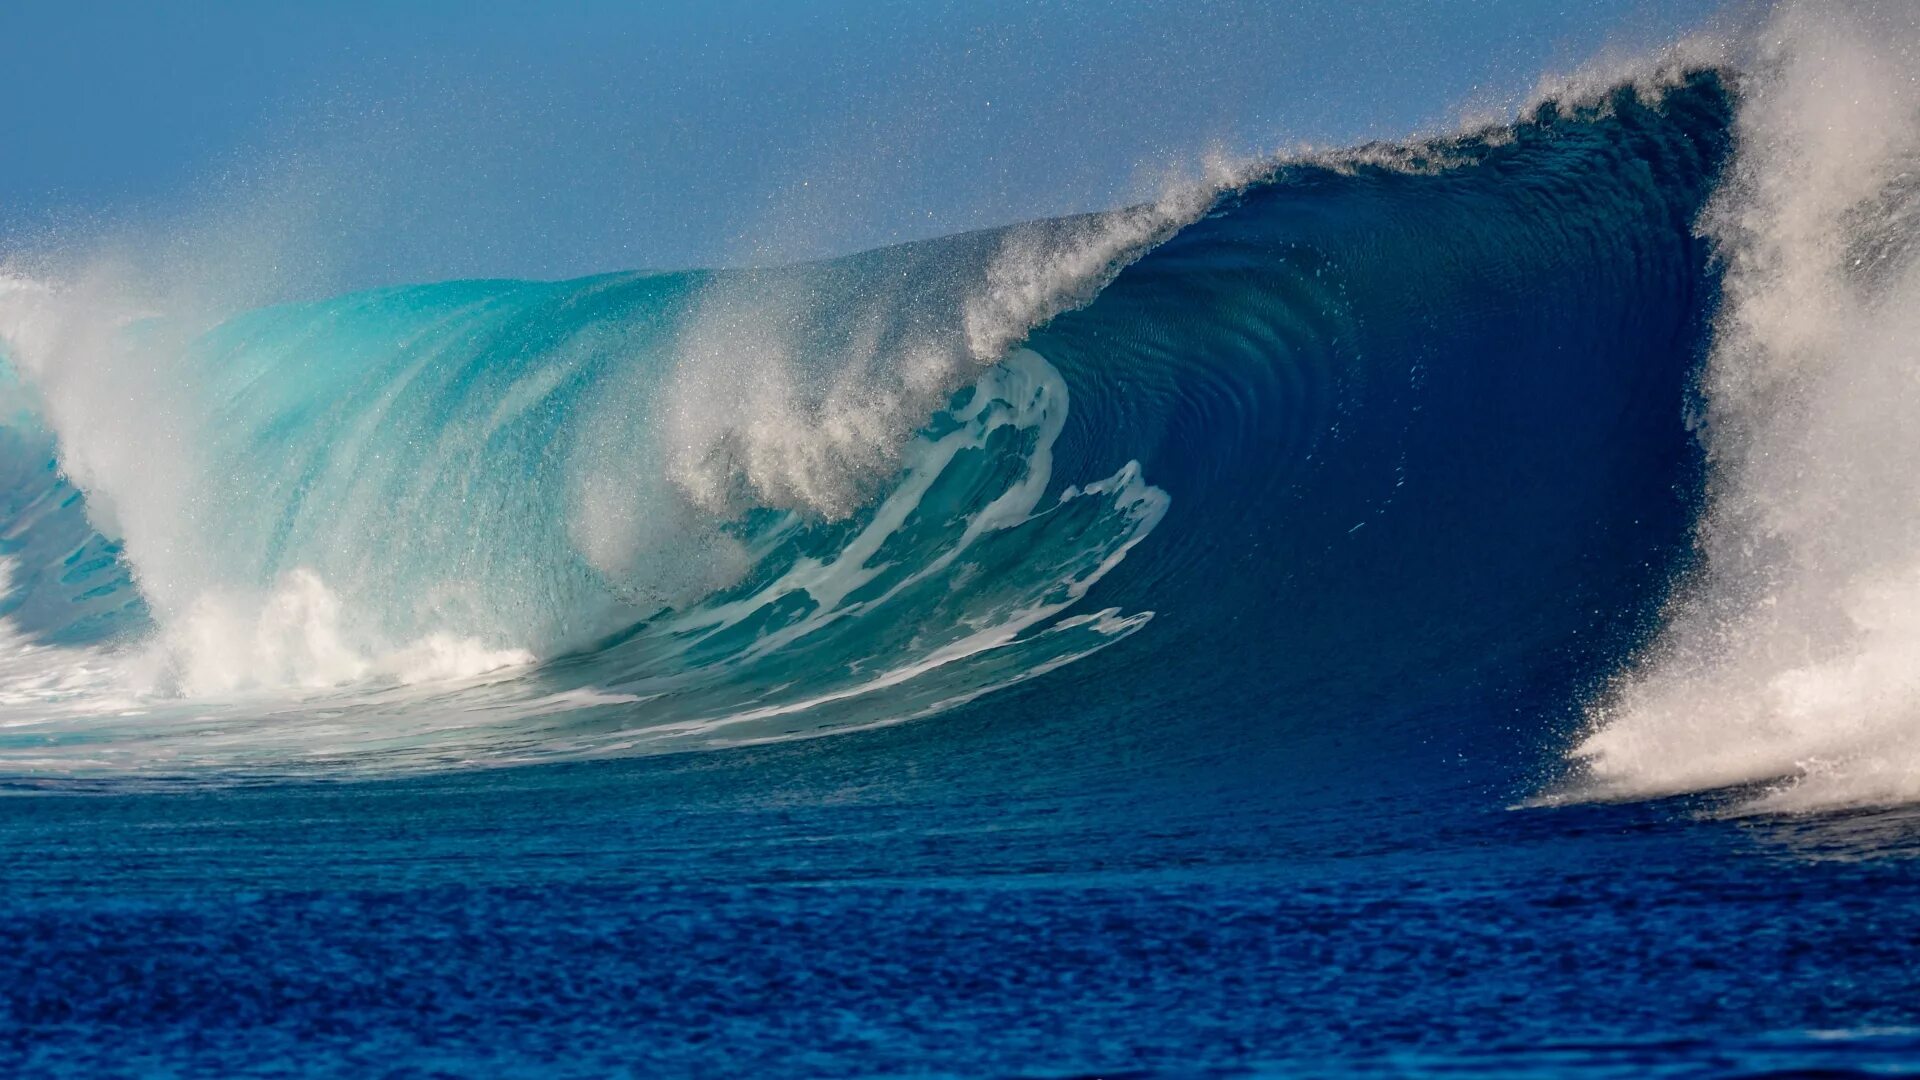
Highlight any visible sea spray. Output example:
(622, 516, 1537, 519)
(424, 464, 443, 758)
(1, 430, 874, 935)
(1572, 0, 1920, 813)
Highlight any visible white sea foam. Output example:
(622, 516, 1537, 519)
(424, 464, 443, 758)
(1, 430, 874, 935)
(663, 350, 1165, 672)
(150, 568, 534, 696)
(1566, 0, 1920, 814)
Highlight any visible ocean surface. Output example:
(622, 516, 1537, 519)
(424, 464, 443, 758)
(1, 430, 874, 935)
(4, 4, 1920, 1075)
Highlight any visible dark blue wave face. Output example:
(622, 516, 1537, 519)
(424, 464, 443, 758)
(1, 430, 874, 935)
(1020, 75, 1730, 801)
(6, 68, 1920, 1078)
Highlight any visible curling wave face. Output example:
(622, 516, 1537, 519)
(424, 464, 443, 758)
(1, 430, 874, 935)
(0, 2, 1914, 811)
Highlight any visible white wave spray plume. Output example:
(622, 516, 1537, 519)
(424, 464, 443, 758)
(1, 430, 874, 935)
(0, 266, 538, 697)
(1571, 0, 1920, 813)
(649, 153, 1256, 524)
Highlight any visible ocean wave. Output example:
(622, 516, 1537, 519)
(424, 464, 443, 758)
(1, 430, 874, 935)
(0, 54, 1728, 779)
(0, 3, 1912, 804)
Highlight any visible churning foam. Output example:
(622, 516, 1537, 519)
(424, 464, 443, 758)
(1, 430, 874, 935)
(0, 271, 538, 700)
(153, 568, 533, 696)
(1569, 0, 1920, 814)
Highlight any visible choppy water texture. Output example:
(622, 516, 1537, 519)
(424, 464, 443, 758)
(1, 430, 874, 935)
(4, 3, 1920, 1075)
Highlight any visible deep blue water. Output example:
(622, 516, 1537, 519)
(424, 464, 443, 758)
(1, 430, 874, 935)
(9, 719, 1920, 1075)
(3, 67, 1920, 1076)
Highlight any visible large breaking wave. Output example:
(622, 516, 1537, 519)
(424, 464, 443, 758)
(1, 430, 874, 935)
(0, 1, 1914, 814)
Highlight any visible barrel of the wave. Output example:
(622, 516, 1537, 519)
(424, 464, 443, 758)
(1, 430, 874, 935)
(1020, 70, 1733, 789)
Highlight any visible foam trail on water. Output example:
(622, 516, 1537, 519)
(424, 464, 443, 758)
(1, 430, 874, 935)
(1568, 0, 1920, 814)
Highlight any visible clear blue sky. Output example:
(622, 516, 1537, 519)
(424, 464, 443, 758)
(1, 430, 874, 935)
(1, 0, 1725, 286)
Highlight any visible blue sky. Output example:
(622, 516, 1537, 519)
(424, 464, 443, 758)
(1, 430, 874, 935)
(1, 1, 1724, 285)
